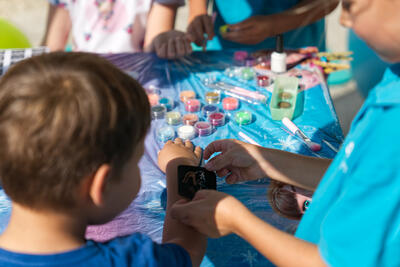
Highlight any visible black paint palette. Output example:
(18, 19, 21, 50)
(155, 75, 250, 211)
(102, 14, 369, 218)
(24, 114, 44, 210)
(178, 165, 217, 199)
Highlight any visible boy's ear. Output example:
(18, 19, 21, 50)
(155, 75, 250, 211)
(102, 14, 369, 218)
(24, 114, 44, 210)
(88, 164, 111, 207)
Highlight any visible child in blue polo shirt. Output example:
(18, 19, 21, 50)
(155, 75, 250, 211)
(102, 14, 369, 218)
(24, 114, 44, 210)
(166, 0, 400, 266)
(0, 52, 206, 266)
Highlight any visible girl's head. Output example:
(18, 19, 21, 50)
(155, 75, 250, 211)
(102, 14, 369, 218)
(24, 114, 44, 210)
(340, 0, 400, 62)
(267, 180, 312, 220)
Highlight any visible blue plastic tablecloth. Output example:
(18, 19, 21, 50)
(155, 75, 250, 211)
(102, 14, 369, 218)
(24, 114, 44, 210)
(0, 51, 343, 267)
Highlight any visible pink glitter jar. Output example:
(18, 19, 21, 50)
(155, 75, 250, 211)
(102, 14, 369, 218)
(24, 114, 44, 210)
(194, 121, 212, 137)
(222, 97, 239, 111)
(208, 112, 225, 127)
(185, 99, 201, 112)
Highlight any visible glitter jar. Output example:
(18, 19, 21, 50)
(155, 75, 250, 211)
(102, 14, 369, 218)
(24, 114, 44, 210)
(205, 91, 221, 104)
(151, 105, 167, 120)
(241, 67, 255, 80)
(185, 99, 201, 112)
(180, 90, 196, 103)
(145, 86, 161, 106)
(245, 57, 255, 67)
(257, 75, 270, 87)
(166, 111, 181, 125)
(234, 51, 248, 61)
(208, 112, 225, 127)
(177, 125, 197, 140)
(182, 113, 199, 126)
(201, 104, 219, 118)
(156, 126, 175, 142)
(234, 110, 253, 125)
(222, 97, 239, 111)
(159, 97, 174, 111)
(194, 121, 212, 137)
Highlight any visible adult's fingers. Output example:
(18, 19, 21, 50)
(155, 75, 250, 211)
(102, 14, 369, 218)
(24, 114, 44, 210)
(171, 200, 198, 225)
(225, 173, 239, 184)
(175, 38, 187, 58)
(227, 20, 252, 32)
(201, 15, 214, 40)
(156, 42, 168, 59)
(167, 38, 177, 59)
(204, 139, 233, 159)
(188, 19, 204, 45)
(205, 152, 231, 171)
(216, 168, 230, 178)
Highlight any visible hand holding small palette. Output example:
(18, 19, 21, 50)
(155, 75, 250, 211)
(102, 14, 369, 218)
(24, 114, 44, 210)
(178, 165, 217, 199)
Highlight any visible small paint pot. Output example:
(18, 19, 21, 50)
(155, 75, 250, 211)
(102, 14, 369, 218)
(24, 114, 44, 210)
(180, 90, 196, 103)
(234, 51, 248, 61)
(177, 125, 197, 140)
(147, 93, 159, 106)
(222, 97, 239, 111)
(182, 113, 199, 126)
(278, 101, 292, 109)
(202, 104, 219, 118)
(257, 75, 270, 87)
(208, 112, 225, 127)
(245, 57, 255, 67)
(279, 92, 293, 100)
(205, 91, 221, 104)
(151, 105, 167, 120)
(165, 111, 181, 125)
(234, 110, 253, 125)
(159, 97, 174, 111)
(185, 99, 201, 112)
(156, 126, 175, 142)
(194, 121, 212, 137)
(241, 67, 255, 80)
(145, 87, 161, 106)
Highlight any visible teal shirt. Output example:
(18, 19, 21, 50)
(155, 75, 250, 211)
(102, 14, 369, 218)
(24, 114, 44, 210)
(208, 0, 326, 50)
(295, 64, 400, 266)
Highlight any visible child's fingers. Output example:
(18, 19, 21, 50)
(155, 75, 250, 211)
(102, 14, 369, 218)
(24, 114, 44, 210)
(194, 146, 203, 161)
(174, 138, 183, 145)
(225, 173, 239, 184)
(165, 140, 173, 145)
(185, 139, 194, 150)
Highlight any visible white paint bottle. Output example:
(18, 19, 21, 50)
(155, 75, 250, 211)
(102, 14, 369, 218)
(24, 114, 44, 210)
(271, 34, 287, 74)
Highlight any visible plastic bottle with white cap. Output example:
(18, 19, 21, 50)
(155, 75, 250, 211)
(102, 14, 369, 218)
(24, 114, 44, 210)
(271, 34, 287, 74)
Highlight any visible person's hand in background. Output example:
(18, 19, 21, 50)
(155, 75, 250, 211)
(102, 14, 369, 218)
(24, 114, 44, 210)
(148, 30, 193, 59)
(187, 14, 214, 50)
(221, 15, 274, 45)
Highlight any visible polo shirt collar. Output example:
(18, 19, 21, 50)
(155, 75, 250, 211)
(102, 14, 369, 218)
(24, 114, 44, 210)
(368, 63, 400, 106)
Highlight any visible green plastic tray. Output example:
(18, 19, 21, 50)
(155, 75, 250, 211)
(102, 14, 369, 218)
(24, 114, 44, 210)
(270, 76, 300, 120)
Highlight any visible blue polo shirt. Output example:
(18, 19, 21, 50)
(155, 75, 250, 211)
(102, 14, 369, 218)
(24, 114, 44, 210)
(295, 63, 400, 266)
(208, 0, 325, 50)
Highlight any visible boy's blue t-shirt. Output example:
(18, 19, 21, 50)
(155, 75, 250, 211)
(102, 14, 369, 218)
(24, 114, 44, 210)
(0, 233, 191, 267)
(295, 64, 400, 266)
(208, 0, 325, 50)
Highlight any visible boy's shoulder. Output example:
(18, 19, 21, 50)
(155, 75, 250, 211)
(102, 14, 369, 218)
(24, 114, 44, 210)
(0, 233, 191, 267)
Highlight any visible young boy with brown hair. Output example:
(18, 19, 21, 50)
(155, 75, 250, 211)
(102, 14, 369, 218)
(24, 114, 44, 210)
(168, 0, 400, 266)
(0, 52, 206, 266)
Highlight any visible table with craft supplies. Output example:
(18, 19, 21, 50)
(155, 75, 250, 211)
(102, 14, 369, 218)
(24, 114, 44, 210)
(0, 50, 344, 267)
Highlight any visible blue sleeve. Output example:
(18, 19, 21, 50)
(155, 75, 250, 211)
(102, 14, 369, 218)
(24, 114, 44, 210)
(317, 109, 400, 267)
(48, 0, 68, 7)
(98, 233, 192, 267)
(155, 0, 185, 6)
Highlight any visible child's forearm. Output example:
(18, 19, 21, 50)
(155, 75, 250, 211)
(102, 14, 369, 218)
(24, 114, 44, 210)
(45, 6, 71, 51)
(144, 3, 177, 51)
(233, 206, 326, 267)
(162, 158, 207, 267)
